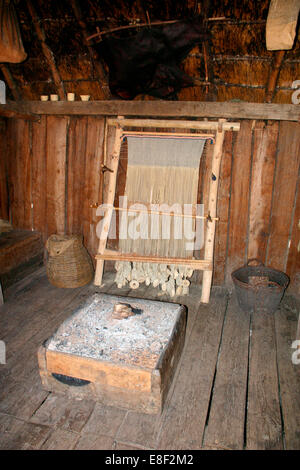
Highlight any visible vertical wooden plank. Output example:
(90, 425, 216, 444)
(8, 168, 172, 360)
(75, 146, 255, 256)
(46, 116, 69, 237)
(213, 131, 233, 285)
(286, 184, 300, 293)
(66, 117, 88, 236)
(82, 116, 105, 263)
(0, 119, 8, 220)
(246, 311, 283, 450)
(226, 120, 253, 283)
(266, 121, 300, 271)
(31, 116, 47, 239)
(7, 119, 32, 230)
(248, 121, 278, 263)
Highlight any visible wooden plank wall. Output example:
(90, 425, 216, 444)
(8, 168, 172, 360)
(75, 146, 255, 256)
(0, 116, 299, 292)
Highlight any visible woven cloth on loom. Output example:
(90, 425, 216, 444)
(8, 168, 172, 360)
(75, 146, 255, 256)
(115, 135, 207, 296)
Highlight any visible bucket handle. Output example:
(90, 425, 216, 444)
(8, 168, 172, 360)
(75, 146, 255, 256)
(246, 258, 264, 267)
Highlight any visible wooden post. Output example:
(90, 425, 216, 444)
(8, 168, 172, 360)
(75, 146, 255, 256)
(201, 119, 226, 303)
(94, 122, 123, 285)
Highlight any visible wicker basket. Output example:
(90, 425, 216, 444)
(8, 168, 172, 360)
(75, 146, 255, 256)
(46, 235, 94, 288)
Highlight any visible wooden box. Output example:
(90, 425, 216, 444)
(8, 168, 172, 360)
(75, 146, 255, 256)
(38, 293, 187, 414)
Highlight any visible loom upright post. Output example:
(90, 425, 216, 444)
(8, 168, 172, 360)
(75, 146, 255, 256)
(94, 124, 123, 286)
(201, 120, 226, 303)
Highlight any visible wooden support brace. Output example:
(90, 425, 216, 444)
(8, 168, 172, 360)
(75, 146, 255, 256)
(26, 0, 66, 100)
(265, 50, 286, 103)
(70, 0, 111, 99)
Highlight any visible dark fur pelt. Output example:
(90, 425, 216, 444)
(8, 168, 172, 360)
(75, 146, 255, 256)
(95, 19, 209, 100)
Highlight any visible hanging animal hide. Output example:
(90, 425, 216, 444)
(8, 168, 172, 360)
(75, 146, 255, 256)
(115, 135, 208, 296)
(0, 0, 27, 63)
(95, 19, 209, 100)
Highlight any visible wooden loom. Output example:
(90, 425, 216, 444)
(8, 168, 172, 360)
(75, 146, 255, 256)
(94, 117, 240, 303)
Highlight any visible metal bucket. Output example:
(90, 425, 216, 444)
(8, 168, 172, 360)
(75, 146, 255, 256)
(231, 259, 289, 314)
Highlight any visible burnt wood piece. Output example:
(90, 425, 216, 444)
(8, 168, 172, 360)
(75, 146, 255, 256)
(5, 101, 300, 121)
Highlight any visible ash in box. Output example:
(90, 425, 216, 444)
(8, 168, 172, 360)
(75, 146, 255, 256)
(47, 293, 182, 369)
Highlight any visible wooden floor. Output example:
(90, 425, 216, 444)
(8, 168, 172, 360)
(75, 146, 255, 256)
(0, 268, 299, 450)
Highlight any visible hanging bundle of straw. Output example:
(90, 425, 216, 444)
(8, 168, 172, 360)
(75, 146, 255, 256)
(46, 234, 94, 288)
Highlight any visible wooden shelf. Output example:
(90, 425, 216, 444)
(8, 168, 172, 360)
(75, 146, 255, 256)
(4, 101, 300, 121)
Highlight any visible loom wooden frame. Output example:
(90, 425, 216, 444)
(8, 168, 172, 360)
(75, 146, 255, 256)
(94, 117, 240, 303)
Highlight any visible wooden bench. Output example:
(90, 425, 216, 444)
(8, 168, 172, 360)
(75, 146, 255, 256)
(0, 229, 44, 291)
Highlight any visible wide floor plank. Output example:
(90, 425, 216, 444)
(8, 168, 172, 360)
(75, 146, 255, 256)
(275, 296, 300, 450)
(157, 290, 228, 449)
(246, 310, 283, 450)
(203, 294, 250, 450)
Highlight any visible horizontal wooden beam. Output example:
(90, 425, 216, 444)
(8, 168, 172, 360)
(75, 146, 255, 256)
(5, 101, 300, 121)
(95, 250, 213, 271)
(108, 118, 240, 131)
(0, 104, 40, 122)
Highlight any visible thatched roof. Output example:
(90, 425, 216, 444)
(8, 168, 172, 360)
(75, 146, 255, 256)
(1, 0, 299, 103)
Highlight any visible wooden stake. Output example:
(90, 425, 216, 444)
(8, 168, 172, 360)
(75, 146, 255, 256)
(201, 119, 226, 303)
(94, 120, 123, 285)
(26, 0, 66, 101)
(265, 50, 285, 103)
(0, 64, 21, 101)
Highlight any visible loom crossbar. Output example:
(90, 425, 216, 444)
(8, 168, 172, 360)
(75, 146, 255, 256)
(96, 250, 212, 271)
